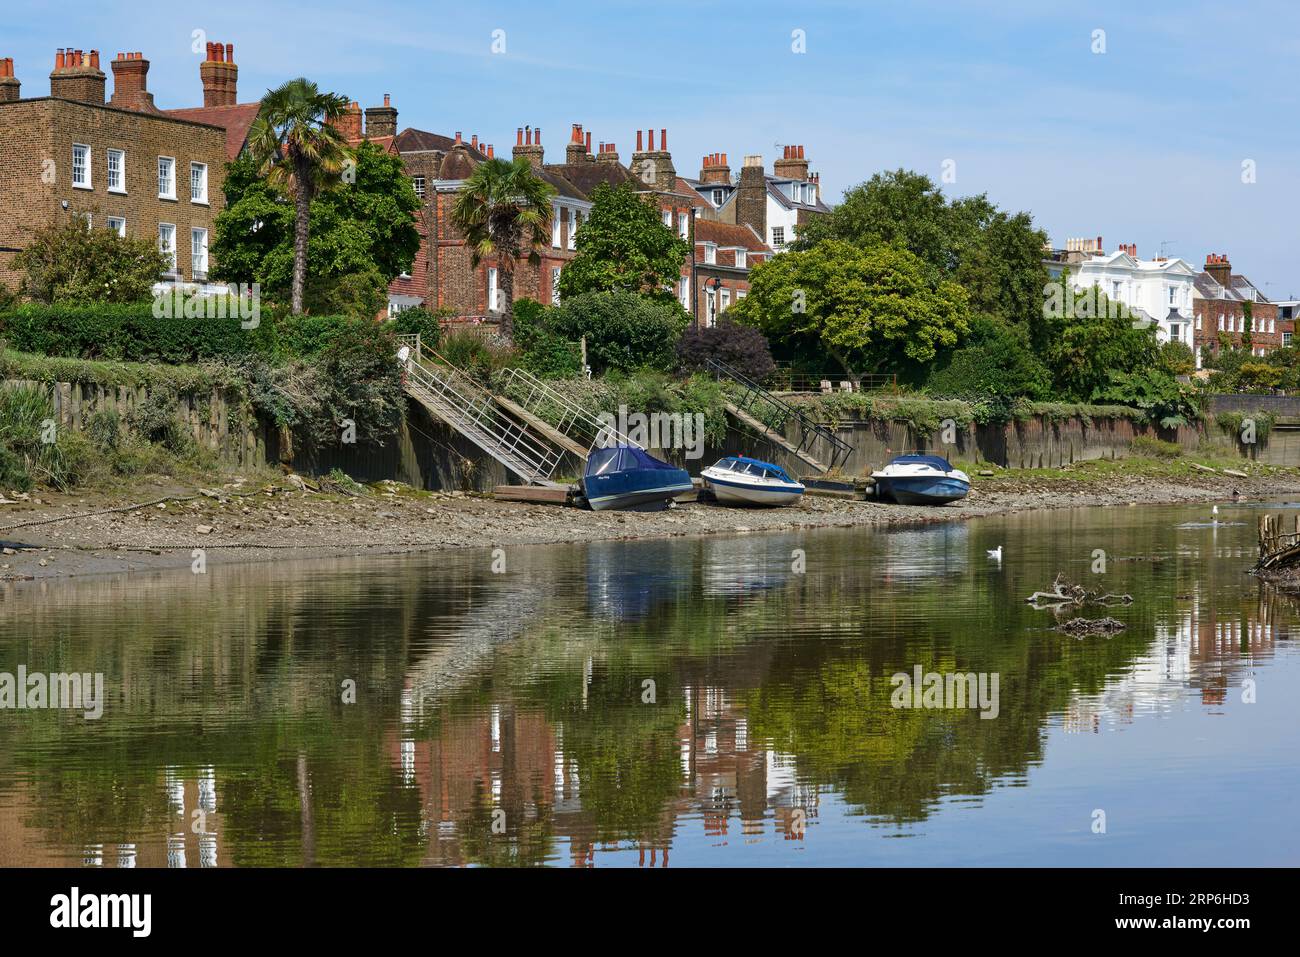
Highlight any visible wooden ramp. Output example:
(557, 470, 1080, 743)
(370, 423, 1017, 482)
(493, 394, 589, 459)
(493, 485, 573, 504)
(725, 401, 830, 473)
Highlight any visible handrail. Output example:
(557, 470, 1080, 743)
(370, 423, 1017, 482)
(400, 351, 563, 485)
(499, 366, 642, 451)
(706, 357, 855, 471)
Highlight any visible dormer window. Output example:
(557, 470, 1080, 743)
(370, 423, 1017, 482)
(712, 189, 723, 205)
(704, 244, 716, 265)
(735, 249, 746, 268)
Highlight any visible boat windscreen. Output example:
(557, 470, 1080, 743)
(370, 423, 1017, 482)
(892, 454, 953, 471)
(587, 444, 680, 475)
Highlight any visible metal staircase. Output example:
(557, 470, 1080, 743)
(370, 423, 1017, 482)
(706, 357, 854, 473)
(396, 335, 564, 486)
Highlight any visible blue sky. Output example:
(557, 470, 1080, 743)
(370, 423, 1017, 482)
(9, 0, 1300, 295)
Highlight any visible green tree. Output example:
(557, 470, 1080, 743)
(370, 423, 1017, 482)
(12, 214, 168, 304)
(245, 78, 353, 315)
(794, 169, 1049, 329)
(728, 239, 969, 380)
(1241, 300, 1253, 351)
(548, 290, 688, 374)
(1038, 277, 1161, 400)
(926, 315, 1051, 421)
(450, 157, 556, 339)
(213, 141, 419, 317)
(557, 182, 689, 301)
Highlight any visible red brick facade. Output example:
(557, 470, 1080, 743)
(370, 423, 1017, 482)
(1192, 253, 1282, 360)
(0, 44, 255, 290)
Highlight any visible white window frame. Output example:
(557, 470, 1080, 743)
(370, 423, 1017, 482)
(679, 276, 689, 310)
(72, 143, 91, 189)
(735, 249, 747, 269)
(661, 209, 672, 228)
(679, 215, 689, 240)
(412, 176, 426, 199)
(190, 162, 208, 204)
(712, 189, 723, 205)
(551, 267, 562, 306)
(487, 267, 499, 312)
(107, 148, 125, 194)
(158, 223, 177, 273)
(552, 205, 562, 248)
(106, 216, 126, 238)
(771, 226, 784, 247)
(703, 244, 716, 265)
(158, 156, 176, 200)
(720, 289, 731, 312)
(191, 226, 209, 278)
(567, 208, 577, 250)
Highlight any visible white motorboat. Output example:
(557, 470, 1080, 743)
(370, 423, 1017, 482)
(701, 456, 805, 506)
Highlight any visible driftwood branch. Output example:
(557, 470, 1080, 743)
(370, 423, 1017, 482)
(1026, 573, 1133, 608)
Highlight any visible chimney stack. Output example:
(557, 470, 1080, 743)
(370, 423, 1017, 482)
(49, 46, 106, 105)
(773, 143, 810, 181)
(736, 155, 767, 241)
(700, 152, 731, 185)
(109, 51, 158, 112)
(330, 100, 362, 141)
(567, 123, 587, 165)
(597, 141, 620, 165)
(513, 124, 544, 168)
(199, 41, 238, 108)
(364, 93, 397, 140)
(630, 127, 675, 190)
(0, 57, 19, 103)
(1205, 252, 1232, 288)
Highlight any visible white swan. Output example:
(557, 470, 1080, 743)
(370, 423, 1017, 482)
(987, 545, 1002, 561)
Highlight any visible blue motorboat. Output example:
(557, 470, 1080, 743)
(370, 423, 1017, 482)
(581, 444, 693, 511)
(871, 454, 971, 505)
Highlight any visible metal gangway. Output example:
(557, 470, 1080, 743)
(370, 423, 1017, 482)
(396, 334, 564, 486)
(705, 357, 855, 473)
(498, 366, 640, 454)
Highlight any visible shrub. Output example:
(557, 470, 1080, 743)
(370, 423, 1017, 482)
(511, 299, 582, 378)
(676, 319, 775, 382)
(437, 329, 518, 384)
(0, 302, 274, 364)
(925, 317, 1051, 423)
(0, 385, 89, 489)
(1130, 435, 1182, 459)
(547, 290, 688, 374)
(12, 215, 168, 304)
(389, 306, 450, 350)
(1160, 341, 1195, 376)
(85, 409, 122, 451)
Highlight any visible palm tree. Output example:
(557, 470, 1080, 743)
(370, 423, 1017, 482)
(247, 78, 352, 315)
(450, 158, 556, 339)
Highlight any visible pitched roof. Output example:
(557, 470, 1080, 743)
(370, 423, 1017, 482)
(694, 219, 770, 253)
(1195, 271, 1269, 303)
(545, 161, 636, 197)
(393, 128, 487, 159)
(163, 102, 261, 161)
(765, 177, 831, 214)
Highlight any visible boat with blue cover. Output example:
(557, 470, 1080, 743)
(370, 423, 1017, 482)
(871, 453, 971, 505)
(581, 444, 694, 511)
(700, 455, 805, 506)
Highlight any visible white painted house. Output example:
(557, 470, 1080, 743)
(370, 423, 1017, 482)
(1071, 246, 1198, 347)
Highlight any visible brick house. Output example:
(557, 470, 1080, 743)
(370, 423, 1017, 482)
(1192, 252, 1281, 363)
(0, 44, 257, 292)
(702, 146, 829, 252)
(691, 220, 771, 327)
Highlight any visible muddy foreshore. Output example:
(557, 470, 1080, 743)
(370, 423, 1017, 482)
(1, 469, 1294, 583)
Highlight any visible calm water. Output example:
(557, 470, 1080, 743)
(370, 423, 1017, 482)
(1, 502, 1298, 867)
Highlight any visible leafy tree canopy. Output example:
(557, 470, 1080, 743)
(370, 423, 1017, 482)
(728, 239, 970, 379)
(557, 182, 689, 302)
(548, 290, 689, 374)
(795, 169, 1049, 328)
(213, 140, 419, 316)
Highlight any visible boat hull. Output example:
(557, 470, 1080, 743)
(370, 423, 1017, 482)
(582, 467, 693, 511)
(702, 471, 804, 506)
(874, 475, 970, 505)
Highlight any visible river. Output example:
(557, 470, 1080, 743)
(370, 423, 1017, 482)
(1, 501, 1297, 867)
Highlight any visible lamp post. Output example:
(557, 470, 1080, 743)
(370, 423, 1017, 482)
(707, 276, 723, 328)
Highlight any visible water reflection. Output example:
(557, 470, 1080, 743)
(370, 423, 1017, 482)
(1, 503, 1297, 866)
